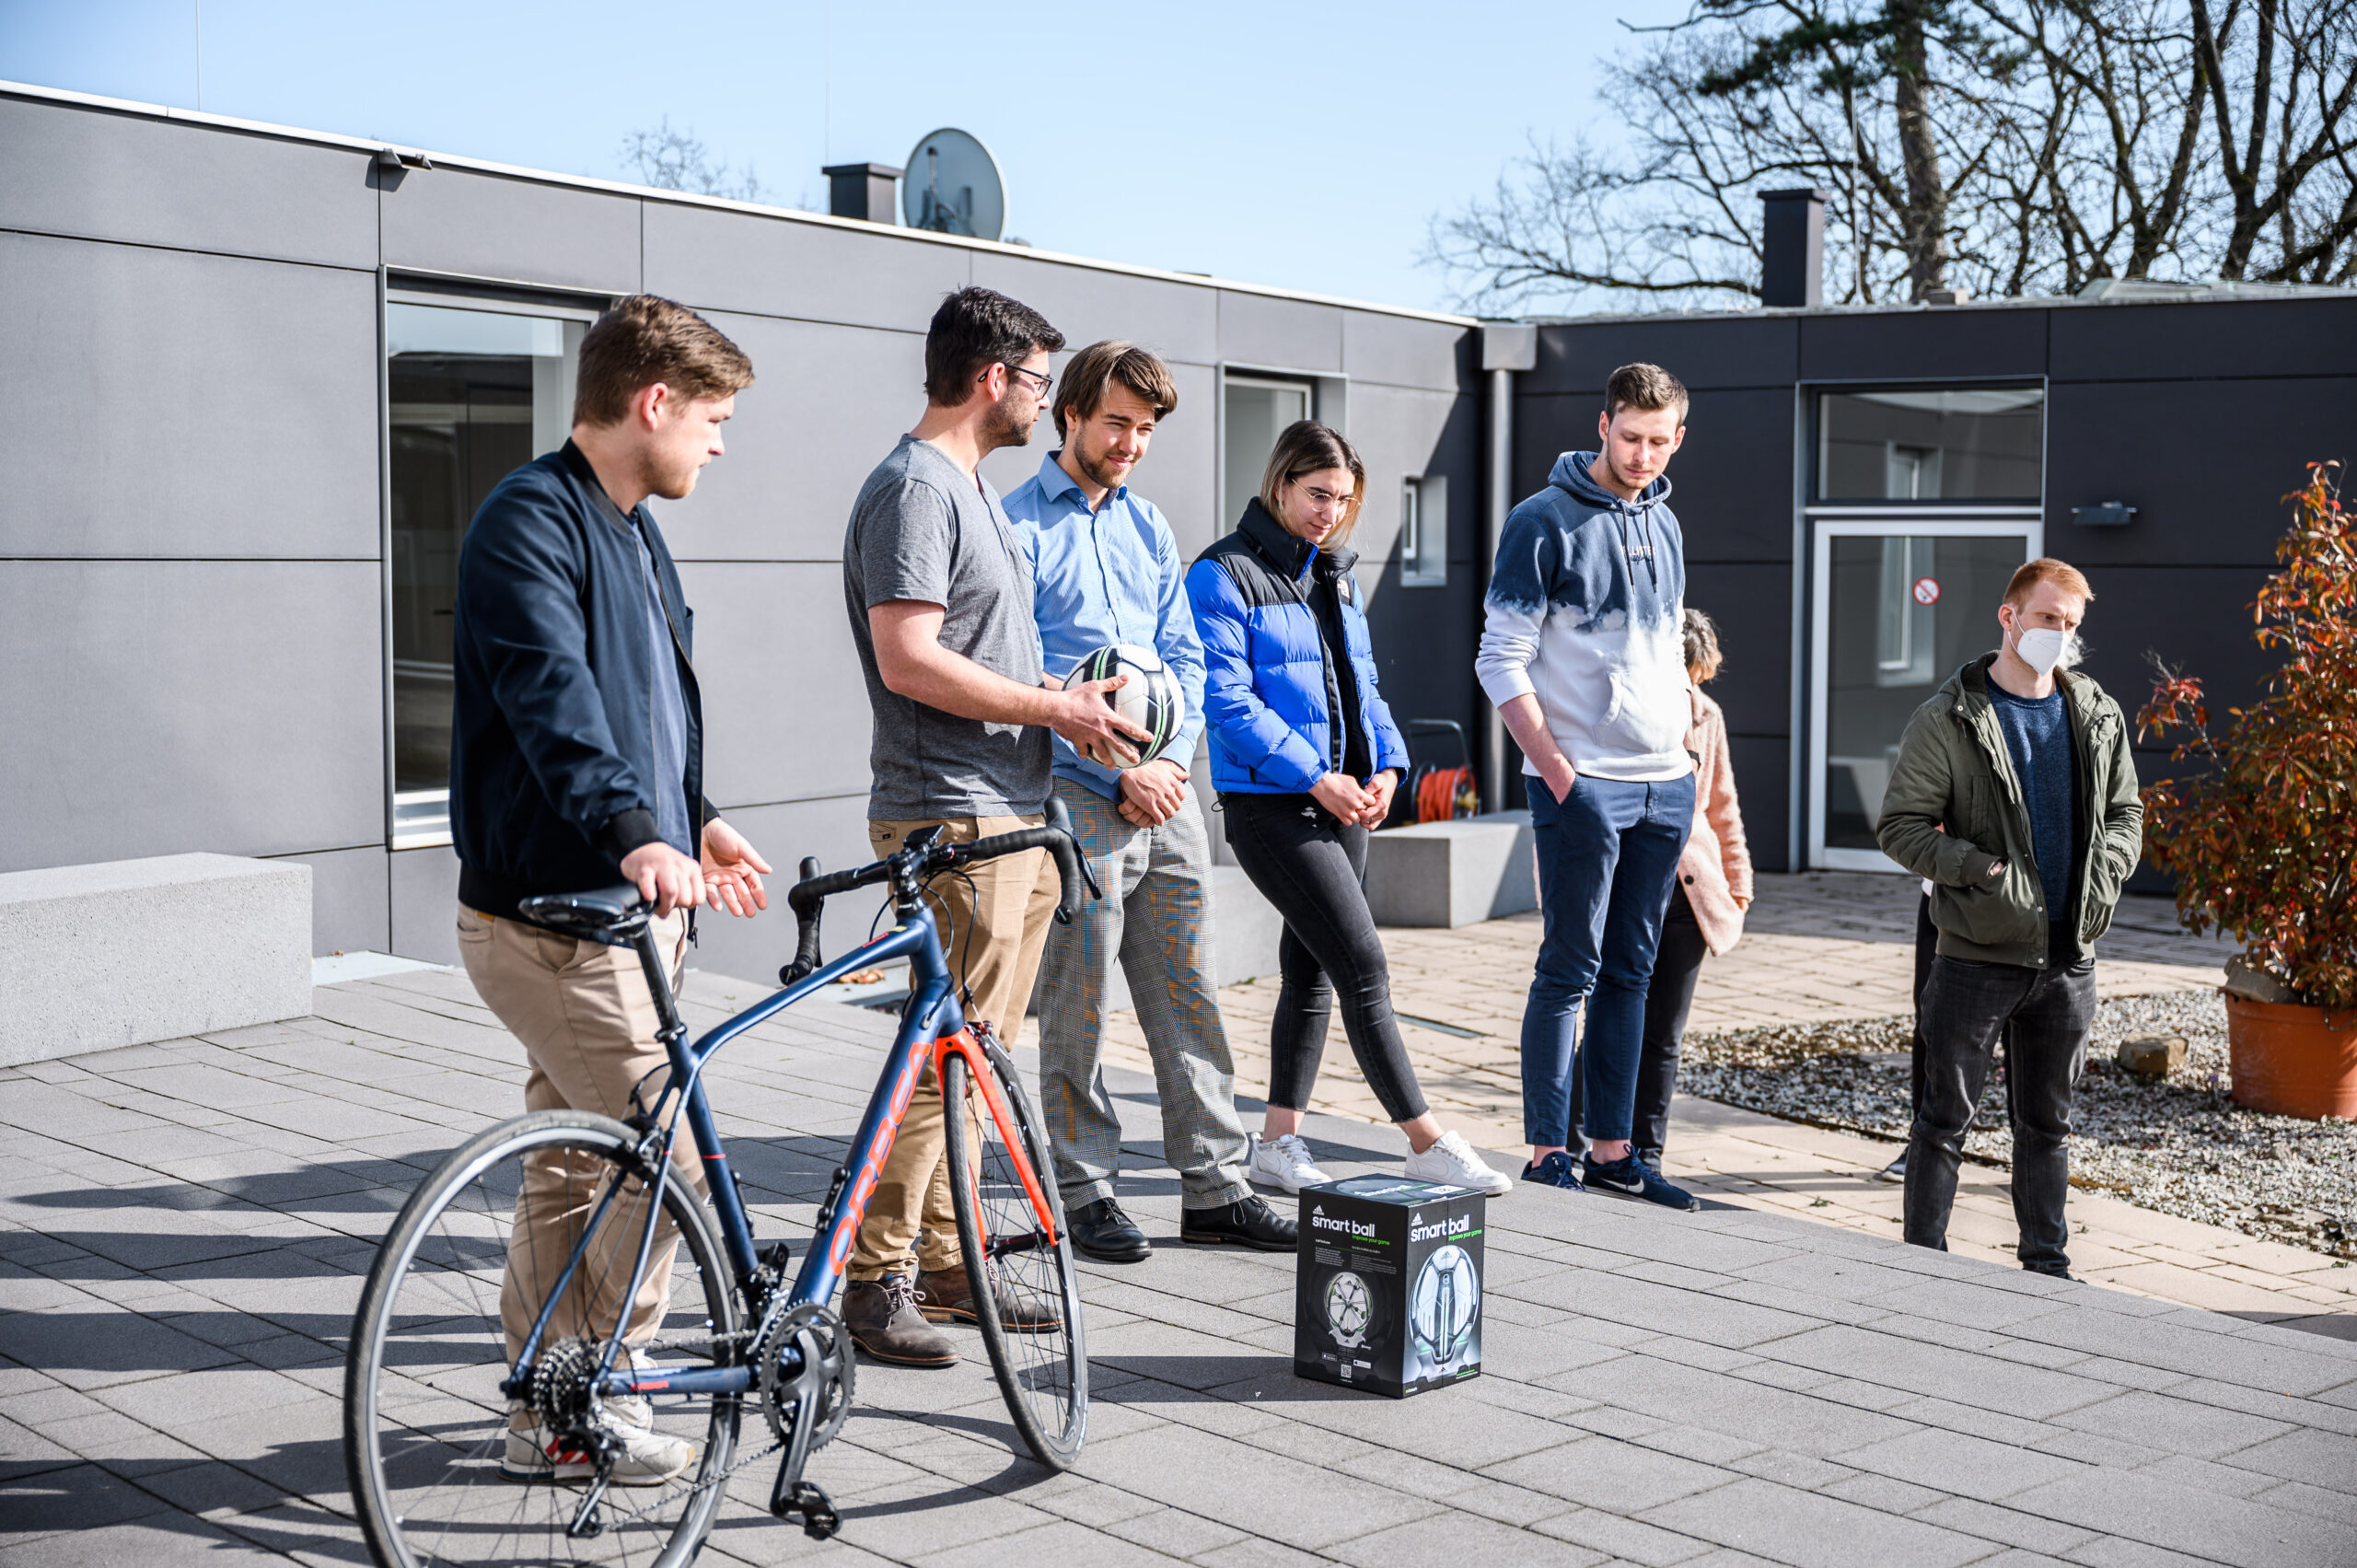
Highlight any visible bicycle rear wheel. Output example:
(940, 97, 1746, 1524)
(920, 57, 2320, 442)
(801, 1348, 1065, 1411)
(941, 1042, 1088, 1469)
(344, 1110, 742, 1568)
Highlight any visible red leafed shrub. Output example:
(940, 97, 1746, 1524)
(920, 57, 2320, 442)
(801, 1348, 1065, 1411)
(2139, 462, 2357, 1009)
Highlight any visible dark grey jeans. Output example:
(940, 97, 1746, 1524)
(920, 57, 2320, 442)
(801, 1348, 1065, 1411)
(1904, 953, 2096, 1274)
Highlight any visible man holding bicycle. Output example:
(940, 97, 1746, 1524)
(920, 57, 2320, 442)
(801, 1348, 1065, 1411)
(448, 295, 772, 1484)
(840, 287, 1151, 1365)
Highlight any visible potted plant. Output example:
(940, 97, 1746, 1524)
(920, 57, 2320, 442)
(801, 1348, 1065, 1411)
(2139, 461, 2357, 1121)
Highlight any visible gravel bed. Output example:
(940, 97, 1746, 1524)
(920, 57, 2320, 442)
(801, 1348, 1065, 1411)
(1679, 990, 2357, 1259)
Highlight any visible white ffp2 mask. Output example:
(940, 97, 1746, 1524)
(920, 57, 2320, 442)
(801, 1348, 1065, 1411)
(2014, 626, 2071, 676)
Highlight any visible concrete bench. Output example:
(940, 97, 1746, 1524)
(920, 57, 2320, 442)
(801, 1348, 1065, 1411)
(1364, 811, 1537, 928)
(0, 854, 312, 1066)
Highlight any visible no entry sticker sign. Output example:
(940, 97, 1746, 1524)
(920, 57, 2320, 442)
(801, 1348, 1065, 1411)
(1912, 576, 1942, 606)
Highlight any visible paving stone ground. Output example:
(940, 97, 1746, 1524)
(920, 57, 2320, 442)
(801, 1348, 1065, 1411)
(1103, 871, 2357, 1332)
(5, 956, 2356, 1566)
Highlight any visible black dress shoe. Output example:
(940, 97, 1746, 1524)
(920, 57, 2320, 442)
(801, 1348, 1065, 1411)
(1180, 1194, 1298, 1251)
(1069, 1197, 1151, 1262)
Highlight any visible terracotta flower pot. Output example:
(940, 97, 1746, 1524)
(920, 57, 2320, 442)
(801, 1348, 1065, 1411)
(2223, 993, 2357, 1120)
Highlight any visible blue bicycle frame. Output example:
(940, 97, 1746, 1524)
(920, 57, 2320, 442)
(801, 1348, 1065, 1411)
(506, 900, 977, 1407)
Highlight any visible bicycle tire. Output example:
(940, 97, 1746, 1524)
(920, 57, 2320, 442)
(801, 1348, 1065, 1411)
(940, 1046, 1088, 1469)
(344, 1110, 742, 1568)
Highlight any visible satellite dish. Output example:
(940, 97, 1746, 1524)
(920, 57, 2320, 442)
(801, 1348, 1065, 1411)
(902, 127, 1005, 242)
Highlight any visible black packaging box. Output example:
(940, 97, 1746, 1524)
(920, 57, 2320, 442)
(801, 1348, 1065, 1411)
(1295, 1175, 1484, 1398)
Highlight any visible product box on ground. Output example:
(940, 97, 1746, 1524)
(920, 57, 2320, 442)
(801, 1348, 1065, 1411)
(1294, 1175, 1484, 1398)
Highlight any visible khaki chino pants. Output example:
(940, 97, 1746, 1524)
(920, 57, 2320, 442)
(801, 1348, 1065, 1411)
(455, 904, 701, 1359)
(846, 815, 1059, 1282)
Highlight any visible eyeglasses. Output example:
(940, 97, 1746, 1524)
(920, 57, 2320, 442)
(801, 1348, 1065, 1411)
(999, 363, 1053, 399)
(1292, 480, 1354, 513)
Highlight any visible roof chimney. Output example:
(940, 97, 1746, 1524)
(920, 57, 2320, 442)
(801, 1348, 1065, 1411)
(1760, 189, 1828, 308)
(823, 162, 902, 225)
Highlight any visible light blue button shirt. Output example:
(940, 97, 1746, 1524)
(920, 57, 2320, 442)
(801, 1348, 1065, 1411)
(1004, 449, 1207, 800)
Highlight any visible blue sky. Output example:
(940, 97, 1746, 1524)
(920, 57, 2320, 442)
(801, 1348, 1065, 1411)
(0, 0, 1684, 313)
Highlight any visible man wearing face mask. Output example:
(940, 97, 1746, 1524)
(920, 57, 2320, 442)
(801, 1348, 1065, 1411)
(1876, 558, 2142, 1280)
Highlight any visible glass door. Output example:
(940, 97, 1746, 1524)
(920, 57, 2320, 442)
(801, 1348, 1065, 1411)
(1222, 376, 1313, 535)
(1807, 521, 2038, 871)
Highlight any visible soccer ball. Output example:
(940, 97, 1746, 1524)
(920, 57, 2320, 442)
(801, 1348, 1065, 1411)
(1069, 643, 1186, 768)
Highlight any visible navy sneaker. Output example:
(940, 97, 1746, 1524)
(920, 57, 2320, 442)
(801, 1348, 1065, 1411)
(1521, 1151, 1585, 1191)
(1583, 1153, 1701, 1213)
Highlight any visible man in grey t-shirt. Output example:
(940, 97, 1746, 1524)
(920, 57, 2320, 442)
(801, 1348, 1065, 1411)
(838, 287, 1148, 1366)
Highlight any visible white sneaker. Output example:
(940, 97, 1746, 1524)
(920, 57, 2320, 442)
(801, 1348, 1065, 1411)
(1247, 1133, 1329, 1194)
(501, 1415, 694, 1486)
(1405, 1130, 1513, 1197)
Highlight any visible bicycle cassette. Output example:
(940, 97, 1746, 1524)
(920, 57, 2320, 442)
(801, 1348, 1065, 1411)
(753, 1302, 855, 1450)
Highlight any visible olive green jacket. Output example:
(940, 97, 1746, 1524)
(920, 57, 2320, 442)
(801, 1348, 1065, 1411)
(1875, 655, 2143, 970)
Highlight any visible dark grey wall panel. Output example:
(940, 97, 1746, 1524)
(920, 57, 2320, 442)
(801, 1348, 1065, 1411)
(1218, 291, 1343, 372)
(269, 845, 390, 956)
(661, 312, 927, 563)
(1342, 310, 1469, 390)
(681, 563, 874, 809)
(389, 844, 461, 965)
(1800, 307, 2048, 384)
(2070, 563, 2279, 726)
(0, 97, 377, 268)
(0, 561, 383, 870)
(2051, 297, 2357, 383)
(643, 203, 970, 331)
(384, 168, 639, 293)
(0, 233, 380, 558)
(1511, 388, 1796, 563)
(2046, 377, 2356, 568)
(1531, 316, 1798, 395)
(1687, 563, 1793, 741)
(686, 795, 872, 984)
(1726, 735, 1791, 873)
(970, 252, 1218, 366)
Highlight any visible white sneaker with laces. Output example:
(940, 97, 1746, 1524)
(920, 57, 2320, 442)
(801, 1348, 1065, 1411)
(501, 1413, 694, 1486)
(1247, 1132, 1329, 1194)
(1404, 1130, 1513, 1197)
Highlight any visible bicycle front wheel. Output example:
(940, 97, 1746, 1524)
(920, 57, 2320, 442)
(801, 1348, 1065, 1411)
(941, 1043, 1088, 1469)
(343, 1110, 742, 1568)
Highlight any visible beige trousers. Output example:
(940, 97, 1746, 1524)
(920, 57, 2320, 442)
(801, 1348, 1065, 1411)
(455, 904, 702, 1358)
(846, 816, 1060, 1282)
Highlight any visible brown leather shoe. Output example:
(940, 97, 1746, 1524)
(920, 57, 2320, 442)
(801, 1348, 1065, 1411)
(842, 1274, 958, 1367)
(915, 1260, 1062, 1333)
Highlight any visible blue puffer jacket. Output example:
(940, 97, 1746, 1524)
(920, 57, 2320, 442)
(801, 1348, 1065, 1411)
(1186, 500, 1411, 795)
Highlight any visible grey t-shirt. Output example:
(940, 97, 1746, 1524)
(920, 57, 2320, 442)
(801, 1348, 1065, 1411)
(843, 435, 1051, 819)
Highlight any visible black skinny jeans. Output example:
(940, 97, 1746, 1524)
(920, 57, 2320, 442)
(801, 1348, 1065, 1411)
(1220, 793, 1429, 1124)
(1905, 953, 2096, 1274)
(1557, 889, 1709, 1164)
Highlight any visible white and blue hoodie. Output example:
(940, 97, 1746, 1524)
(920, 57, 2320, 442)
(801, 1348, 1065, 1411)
(1476, 451, 1694, 784)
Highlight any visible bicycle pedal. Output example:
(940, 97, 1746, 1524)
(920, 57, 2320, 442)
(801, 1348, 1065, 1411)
(774, 1479, 839, 1539)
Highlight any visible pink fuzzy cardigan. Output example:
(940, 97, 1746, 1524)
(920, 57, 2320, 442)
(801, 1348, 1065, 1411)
(1678, 686, 1754, 957)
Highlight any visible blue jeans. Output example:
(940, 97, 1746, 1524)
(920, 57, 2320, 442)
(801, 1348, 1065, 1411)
(1522, 772, 1697, 1147)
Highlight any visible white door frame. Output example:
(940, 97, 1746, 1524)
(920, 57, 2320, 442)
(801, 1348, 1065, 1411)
(1806, 514, 2042, 873)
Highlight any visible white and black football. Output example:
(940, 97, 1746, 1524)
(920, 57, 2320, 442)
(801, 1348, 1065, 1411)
(1069, 643, 1186, 768)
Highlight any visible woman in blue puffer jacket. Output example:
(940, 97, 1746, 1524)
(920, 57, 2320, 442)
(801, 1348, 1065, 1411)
(1187, 421, 1511, 1199)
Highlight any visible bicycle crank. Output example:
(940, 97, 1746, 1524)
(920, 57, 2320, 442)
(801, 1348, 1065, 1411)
(752, 1300, 854, 1534)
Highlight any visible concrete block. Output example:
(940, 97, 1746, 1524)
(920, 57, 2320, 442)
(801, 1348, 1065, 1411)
(0, 854, 310, 1067)
(1364, 811, 1536, 928)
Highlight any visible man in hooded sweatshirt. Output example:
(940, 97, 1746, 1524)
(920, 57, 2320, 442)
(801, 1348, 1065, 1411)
(1477, 363, 1701, 1211)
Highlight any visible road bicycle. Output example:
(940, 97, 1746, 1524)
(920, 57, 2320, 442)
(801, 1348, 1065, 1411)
(343, 805, 1097, 1567)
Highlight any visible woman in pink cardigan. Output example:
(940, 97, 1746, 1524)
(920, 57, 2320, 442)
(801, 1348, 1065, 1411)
(1631, 609, 1754, 1169)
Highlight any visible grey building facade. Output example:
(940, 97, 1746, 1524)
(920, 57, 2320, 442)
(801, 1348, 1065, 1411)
(0, 84, 1484, 980)
(10, 82, 2346, 971)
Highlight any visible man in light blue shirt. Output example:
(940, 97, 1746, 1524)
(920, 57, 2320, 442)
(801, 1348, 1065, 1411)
(1004, 340, 1294, 1260)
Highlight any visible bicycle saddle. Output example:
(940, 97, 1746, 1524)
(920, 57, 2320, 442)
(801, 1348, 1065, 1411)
(517, 885, 649, 942)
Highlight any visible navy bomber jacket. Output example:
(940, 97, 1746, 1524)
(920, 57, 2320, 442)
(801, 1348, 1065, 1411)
(450, 440, 714, 921)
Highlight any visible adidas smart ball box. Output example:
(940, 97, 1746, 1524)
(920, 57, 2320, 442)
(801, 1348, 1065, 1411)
(1295, 1176, 1483, 1398)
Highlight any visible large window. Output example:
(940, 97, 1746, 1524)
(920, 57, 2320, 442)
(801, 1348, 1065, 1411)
(1817, 387, 2044, 503)
(1222, 377, 1312, 535)
(388, 299, 586, 845)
